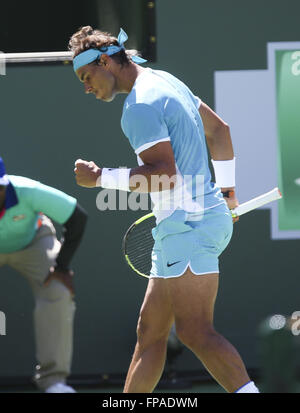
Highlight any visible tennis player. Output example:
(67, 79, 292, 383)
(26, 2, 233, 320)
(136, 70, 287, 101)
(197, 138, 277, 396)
(0, 157, 87, 393)
(70, 26, 259, 393)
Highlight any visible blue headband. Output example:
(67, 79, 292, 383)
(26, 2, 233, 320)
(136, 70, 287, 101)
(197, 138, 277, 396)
(73, 28, 147, 71)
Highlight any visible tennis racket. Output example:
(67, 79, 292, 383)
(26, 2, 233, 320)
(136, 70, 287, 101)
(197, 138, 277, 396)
(122, 187, 282, 278)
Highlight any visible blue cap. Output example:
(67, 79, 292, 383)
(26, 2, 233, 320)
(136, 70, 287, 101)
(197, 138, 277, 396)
(0, 157, 9, 186)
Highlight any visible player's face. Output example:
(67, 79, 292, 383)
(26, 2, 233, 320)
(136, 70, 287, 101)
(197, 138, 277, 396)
(76, 62, 117, 102)
(0, 185, 6, 209)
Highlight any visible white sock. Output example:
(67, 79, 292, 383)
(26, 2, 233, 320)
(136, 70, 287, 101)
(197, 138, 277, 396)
(235, 381, 260, 393)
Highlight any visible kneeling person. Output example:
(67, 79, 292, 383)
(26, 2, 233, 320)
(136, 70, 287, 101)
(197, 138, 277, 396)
(0, 157, 87, 393)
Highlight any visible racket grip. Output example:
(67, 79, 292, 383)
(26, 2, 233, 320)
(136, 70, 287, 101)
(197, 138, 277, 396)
(231, 188, 282, 217)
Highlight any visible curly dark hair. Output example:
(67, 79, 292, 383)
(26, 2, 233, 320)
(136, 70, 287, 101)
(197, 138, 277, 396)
(69, 26, 140, 67)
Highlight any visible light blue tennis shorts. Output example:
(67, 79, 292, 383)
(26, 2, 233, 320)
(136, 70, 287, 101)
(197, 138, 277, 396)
(150, 203, 233, 278)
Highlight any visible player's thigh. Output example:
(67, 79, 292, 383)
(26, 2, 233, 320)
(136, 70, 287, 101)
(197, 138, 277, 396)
(137, 277, 174, 341)
(167, 268, 219, 329)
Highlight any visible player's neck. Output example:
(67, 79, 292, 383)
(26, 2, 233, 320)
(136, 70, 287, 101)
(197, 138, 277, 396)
(116, 63, 146, 94)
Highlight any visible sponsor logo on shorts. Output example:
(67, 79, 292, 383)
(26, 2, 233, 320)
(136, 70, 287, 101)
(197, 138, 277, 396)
(167, 261, 181, 267)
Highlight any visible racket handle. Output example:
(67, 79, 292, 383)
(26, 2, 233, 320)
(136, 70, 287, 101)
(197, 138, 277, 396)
(231, 187, 282, 217)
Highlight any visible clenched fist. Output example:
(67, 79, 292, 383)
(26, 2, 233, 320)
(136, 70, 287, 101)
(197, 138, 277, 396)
(74, 159, 102, 188)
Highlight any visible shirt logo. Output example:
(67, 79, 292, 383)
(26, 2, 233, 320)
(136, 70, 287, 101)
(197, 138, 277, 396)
(13, 214, 26, 221)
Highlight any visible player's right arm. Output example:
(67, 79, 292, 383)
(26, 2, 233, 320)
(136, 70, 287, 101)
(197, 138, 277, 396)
(75, 103, 176, 192)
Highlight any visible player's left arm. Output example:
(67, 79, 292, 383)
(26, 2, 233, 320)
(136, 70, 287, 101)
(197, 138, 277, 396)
(199, 101, 238, 212)
(199, 102, 234, 161)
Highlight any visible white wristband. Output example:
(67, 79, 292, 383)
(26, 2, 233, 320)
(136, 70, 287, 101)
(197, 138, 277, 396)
(98, 168, 131, 192)
(211, 157, 235, 188)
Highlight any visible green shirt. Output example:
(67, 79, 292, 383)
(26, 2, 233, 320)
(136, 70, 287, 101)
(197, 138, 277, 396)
(0, 175, 77, 253)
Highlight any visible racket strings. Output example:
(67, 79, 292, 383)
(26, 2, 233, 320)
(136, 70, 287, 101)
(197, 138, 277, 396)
(123, 189, 282, 278)
(125, 217, 156, 276)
